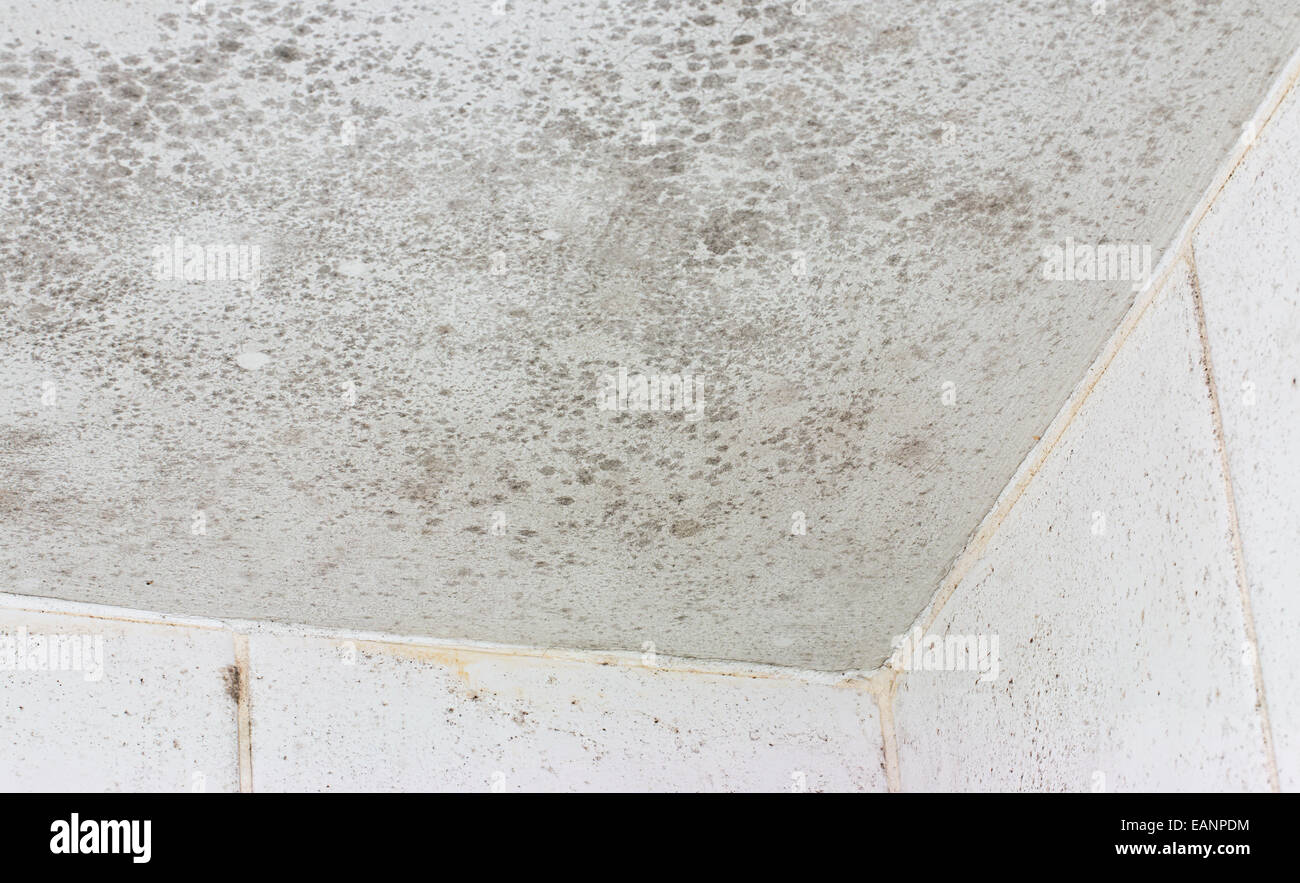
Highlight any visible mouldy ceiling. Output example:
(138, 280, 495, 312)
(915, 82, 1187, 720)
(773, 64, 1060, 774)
(2, 1, 1299, 670)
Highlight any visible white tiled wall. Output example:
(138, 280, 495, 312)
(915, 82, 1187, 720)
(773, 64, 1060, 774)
(0, 606, 239, 792)
(1192, 84, 1300, 791)
(246, 634, 885, 792)
(0, 596, 887, 791)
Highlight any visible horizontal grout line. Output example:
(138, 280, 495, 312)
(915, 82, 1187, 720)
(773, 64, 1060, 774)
(0, 590, 889, 691)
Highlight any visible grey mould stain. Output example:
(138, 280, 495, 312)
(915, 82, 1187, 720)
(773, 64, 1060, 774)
(0, 0, 1298, 670)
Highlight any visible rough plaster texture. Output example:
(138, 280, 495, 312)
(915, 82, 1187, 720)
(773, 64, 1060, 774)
(0, 601, 239, 792)
(247, 632, 884, 791)
(892, 262, 1274, 792)
(3, 1, 1300, 670)
(1192, 84, 1300, 791)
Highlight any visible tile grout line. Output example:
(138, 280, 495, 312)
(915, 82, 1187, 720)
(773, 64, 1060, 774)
(0, 591, 887, 686)
(867, 669, 902, 792)
(233, 633, 254, 794)
(1186, 244, 1281, 793)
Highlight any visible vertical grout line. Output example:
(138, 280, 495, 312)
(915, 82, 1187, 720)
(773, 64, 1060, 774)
(233, 632, 254, 793)
(1186, 245, 1281, 793)
(867, 669, 902, 792)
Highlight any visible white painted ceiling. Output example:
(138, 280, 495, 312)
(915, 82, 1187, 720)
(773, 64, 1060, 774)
(3, 0, 1299, 670)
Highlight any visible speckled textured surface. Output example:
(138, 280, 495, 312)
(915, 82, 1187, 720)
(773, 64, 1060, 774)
(0, 602, 239, 792)
(891, 261, 1273, 792)
(1193, 83, 1300, 791)
(247, 631, 885, 791)
(3, 1, 1300, 671)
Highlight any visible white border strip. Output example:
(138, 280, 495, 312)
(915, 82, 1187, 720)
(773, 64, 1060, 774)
(0, 591, 880, 689)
